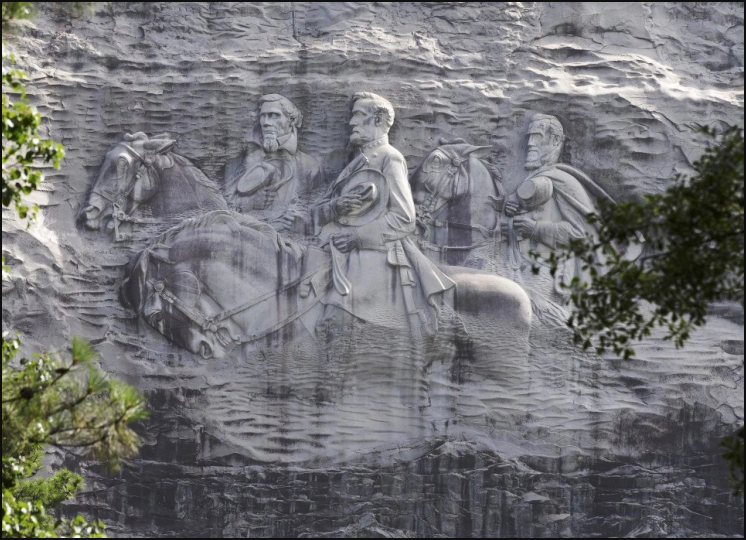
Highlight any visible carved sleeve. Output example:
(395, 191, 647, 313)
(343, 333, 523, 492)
(531, 170, 597, 250)
(532, 220, 586, 249)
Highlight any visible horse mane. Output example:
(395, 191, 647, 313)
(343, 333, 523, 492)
(166, 153, 222, 195)
(149, 210, 277, 247)
(119, 132, 223, 199)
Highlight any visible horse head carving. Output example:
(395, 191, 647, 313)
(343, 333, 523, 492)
(81, 132, 226, 240)
(410, 139, 505, 265)
(120, 210, 312, 359)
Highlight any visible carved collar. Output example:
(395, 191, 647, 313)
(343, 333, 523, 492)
(360, 135, 388, 154)
(273, 132, 298, 155)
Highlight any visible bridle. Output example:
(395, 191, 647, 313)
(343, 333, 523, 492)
(414, 156, 501, 253)
(416, 214, 501, 253)
(91, 143, 160, 241)
(144, 258, 330, 350)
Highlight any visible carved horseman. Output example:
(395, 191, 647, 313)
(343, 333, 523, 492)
(306, 92, 456, 336)
(502, 113, 614, 303)
(224, 94, 324, 233)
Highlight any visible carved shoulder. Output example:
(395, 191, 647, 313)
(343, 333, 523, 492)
(380, 145, 408, 172)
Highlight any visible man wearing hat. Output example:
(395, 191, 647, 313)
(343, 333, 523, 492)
(308, 92, 455, 335)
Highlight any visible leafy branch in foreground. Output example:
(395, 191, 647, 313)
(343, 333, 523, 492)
(2, 43, 65, 220)
(540, 126, 744, 494)
(3, 6, 149, 535)
(542, 126, 744, 360)
(2, 334, 148, 537)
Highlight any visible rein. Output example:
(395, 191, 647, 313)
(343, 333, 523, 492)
(416, 215, 501, 253)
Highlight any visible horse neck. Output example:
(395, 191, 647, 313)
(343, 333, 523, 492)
(447, 158, 498, 229)
(148, 155, 222, 215)
(166, 223, 302, 330)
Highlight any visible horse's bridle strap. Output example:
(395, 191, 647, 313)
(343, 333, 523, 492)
(147, 263, 332, 341)
(147, 278, 211, 329)
(212, 264, 331, 323)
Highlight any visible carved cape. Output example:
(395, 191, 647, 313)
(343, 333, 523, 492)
(514, 163, 613, 292)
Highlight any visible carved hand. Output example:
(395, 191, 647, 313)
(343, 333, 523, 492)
(274, 209, 305, 232)
(512, 215, 537, 239)
(500, 219, 512, 237)
(334, 194, 364, 216)
(331, 232, 359, 253)
(504, 200, 521, 217)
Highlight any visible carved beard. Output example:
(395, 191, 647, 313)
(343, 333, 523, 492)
(262, 136, 280, 153)
(525, 145, 561, 170)
(525, 149, 543, 170)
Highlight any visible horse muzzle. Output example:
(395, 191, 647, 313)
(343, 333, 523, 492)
(187, 331, 229, 360)
(81, 193, 114, 231)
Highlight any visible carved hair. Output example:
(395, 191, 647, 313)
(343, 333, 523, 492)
(530, 113, 565, 147)
(257, 94, 303, 129)
(529, 113, 565, 166)
(151, 210, 278, 250)
(352, 92, 395, 129)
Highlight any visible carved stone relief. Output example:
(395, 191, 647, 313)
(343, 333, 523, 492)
(4, 3, 743, 536)
(118, 93, 533, 461)
(81, 132, 226, 241)
(411, 140, 503, 267)
(78, 94, 691, 464)
(224, 94, 324, 234)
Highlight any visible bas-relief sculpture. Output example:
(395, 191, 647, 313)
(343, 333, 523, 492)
(118, 95, 533, 462)
(75, 88, 727, 469)
(83, 94, 624, 462)
(119, 93, 537, 352)
(8, 3, 741, 536)
(103, 91, 634, 464)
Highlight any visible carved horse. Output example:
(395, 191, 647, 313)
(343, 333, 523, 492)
(410, 140, 505, 266)
(81, 133, 226, 240)
(120, 210, 531, 382)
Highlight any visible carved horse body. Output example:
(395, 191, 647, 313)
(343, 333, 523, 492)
(81, 133, 226, 240)
(410, 140, 505, 266)
(121, 210, 531, 381)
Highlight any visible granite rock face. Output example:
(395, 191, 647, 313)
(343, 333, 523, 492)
(2, 2, 744, 537)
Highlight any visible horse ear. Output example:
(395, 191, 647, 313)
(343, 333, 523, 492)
(124, 132, 149, 142)
(463, 145, 492, 159)
(143, 138, 176, 155)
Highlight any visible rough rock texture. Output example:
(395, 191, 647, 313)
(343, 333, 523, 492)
(2, 2, 744, 537)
